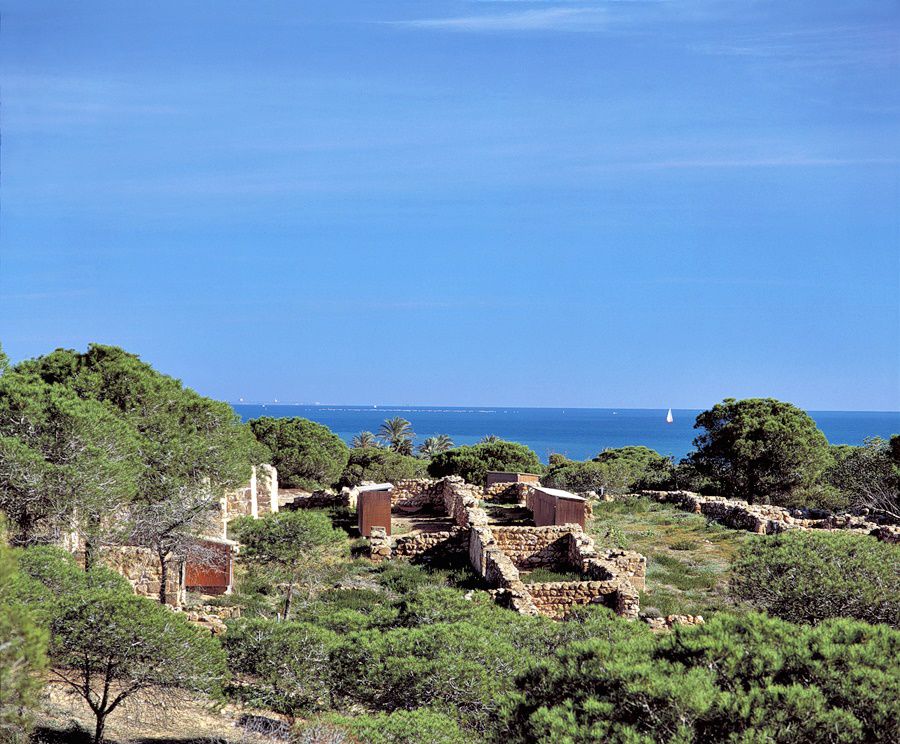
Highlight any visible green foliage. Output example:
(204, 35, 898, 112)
(50, 589, 227, 743)
(428, 440, 542, 485)
(730, 531, 900, 627)
(378, 417, 415, 455)
(543, 446, 672, 494)
(317, 709, 468, 744)
(0, 369, 140, 551)
(419, 434, 454, 458)
(223, 618, 337, 714)
(339, 447, 428, 487)
(10, 546, 130, 626)
(689, 398, 833, 505)
(0, 533, 47, 741)
(542, 460, 612, 492)
(330, 621, 522, 735)
(826, 437, 900, 520)
(13, 345, 261, 603)
(351, 430, 379, 449)
(231, 510, 347, 619)
(506, 612, 900, 744)
(249, 416, 348, 490)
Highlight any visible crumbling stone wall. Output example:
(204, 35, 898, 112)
(487, 525, 575, 570)
(483, 481, 531, 504)
(181, 604, 241, 635)
(391, 479, 447, 510)
(641, 490, 896, 540)
(468, 523, 642, 620)
(92, 546, 185, 607)
(391, 528, 470, 562)
(643, 614, 705, 632)
(441, 477, 489, 528)
(527, 580, 639, 620)
(566, 532, 647, 590)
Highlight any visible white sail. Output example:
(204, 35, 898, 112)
(666, 408, 674, 423)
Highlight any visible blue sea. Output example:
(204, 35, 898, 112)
(231, 405, 900, 463)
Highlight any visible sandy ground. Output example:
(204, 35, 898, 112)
(34, 680, 291, 743)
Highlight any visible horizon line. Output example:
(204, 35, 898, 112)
(227, 402, 900, 415)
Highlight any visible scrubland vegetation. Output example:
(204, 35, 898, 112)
(1, 344, 898, 743)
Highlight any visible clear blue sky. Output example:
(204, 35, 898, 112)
(2, 1, 898, 410)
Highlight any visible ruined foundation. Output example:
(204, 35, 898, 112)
(363, 476, 645, 620)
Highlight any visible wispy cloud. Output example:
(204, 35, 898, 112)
(388, 7, 607, 33)
(694, 26, 900, 67)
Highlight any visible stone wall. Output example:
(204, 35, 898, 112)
(527, 580, 639, 620)
(391, 527, 470, 562)
(440, 477, 489, 528)
(566, 532, 646, 589)
(391, 479, 447, 510)
(226, 467, 258, 520)
(181, 604, 241, 635)
(467, 522, 642, 620)
(483, 481, 531, 504)
(91, 546, 185, 607)
(643, 614, 705, 632)
(641, 490, 897, 540)
(487, 525, 575, 570)
(369, 527, 392, 562)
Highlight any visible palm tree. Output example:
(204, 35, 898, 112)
(378, 417, 415, 454)
(479, 434, 501, 444)
(352, 431, 378, 449)
(418, 434, 454, 458)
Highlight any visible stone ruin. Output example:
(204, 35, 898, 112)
(64, 465, 279, 610)
(640, 490, 900, 543)
(361, 476, 646, 620)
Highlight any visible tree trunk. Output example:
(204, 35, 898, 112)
(282, 582, 293, 621)
(93, 712, 106, 744)
(158, 548, 169, 605)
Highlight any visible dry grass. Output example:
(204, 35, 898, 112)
(588, 496, 751, 617)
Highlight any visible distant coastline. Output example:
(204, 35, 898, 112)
(231, 404, 900, 462)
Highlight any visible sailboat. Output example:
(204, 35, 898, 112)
(666, 408, 674, 424)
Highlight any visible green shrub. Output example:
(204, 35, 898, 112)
(330, 621, 523, 735)
(428, 440, 542, 485)
(11, 545, 131, 626)
(230, 510, 348, 619)
(249, 416, 349, 489)
(730, 531, 900, 627)
(224, 618, 338, 714)
(506, 612, 900, 744)
(307, 709, 468, 744)
(0, 537, 47, 741)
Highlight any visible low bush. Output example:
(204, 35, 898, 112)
(506, 612, 900, 743)
(305, 709, 468, 744)
(730, 531, 900, 627)
(0, 537, 47, 741)
(329, 621, 522, 736)
(223, 618, 338, 714)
